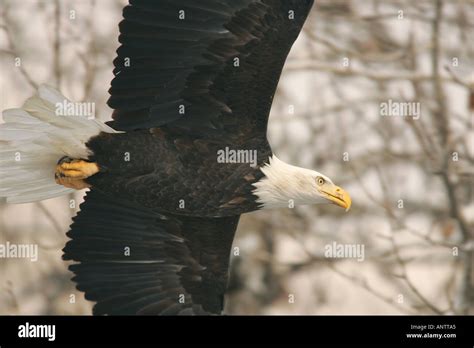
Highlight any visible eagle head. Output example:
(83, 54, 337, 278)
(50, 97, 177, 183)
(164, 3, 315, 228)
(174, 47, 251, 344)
(252, 155, 351, 211)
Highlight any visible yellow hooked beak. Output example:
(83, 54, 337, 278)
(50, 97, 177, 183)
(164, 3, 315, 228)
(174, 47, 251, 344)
(321, 185, 352, 211)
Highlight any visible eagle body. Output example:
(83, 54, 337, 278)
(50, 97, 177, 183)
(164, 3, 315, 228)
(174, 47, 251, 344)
(2, 0, 351, 315)
(86, 130, 271, 217)
(66, 0, 318, 314)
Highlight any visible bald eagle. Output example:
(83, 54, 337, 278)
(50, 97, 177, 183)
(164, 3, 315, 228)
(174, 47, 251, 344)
(0, 0, 351, 315)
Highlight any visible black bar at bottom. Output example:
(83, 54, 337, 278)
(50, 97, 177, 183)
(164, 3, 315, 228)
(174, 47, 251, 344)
(0, 315, 472, 346)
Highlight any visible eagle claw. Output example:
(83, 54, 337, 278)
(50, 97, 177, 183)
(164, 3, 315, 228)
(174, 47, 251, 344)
(54, 158, 99, 190)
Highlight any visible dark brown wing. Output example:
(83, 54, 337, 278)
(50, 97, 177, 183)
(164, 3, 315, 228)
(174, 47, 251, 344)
(107, 0, 314, 140)
(63, 190, 239, 315)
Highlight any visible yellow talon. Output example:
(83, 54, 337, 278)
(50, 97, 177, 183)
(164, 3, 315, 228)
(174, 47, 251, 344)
(55, 158, 99, 190)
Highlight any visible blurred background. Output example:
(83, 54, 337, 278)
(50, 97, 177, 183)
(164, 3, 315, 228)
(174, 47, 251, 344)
(0, 0, 473, 315)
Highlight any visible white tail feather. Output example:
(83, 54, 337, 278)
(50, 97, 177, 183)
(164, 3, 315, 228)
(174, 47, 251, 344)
(0, 85, 118, 203)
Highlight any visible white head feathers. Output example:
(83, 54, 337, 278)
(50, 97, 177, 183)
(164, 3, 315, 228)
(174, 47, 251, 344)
(252, 155, 334, 209)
